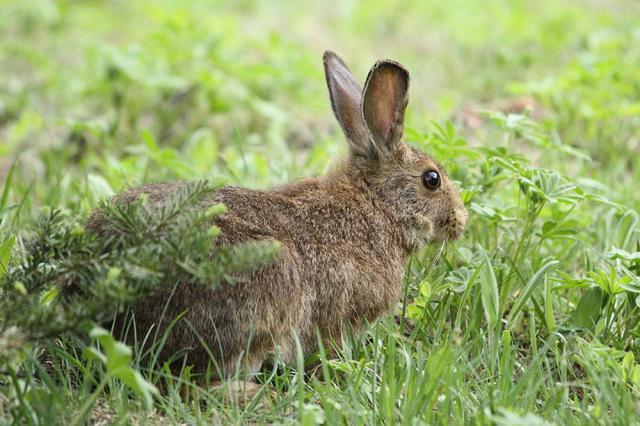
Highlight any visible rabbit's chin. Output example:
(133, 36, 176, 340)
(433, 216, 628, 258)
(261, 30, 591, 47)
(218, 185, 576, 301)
(404, 216, 436, 251)
(407, 214, 465, 250)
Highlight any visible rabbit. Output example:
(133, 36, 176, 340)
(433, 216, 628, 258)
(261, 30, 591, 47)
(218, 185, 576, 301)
(87, 51, 467, 392)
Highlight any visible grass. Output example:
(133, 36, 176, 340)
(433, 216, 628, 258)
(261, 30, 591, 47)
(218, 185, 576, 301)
(1, 0, 640, 424)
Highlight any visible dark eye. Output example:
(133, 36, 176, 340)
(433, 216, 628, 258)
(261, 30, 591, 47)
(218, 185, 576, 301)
(422, 170, 441, 189)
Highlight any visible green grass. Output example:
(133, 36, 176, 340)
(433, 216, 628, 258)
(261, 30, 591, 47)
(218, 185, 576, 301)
(1, 0, 640, 424)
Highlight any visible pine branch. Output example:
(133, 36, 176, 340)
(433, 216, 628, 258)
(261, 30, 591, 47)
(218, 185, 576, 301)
(0, 181, 279, 360)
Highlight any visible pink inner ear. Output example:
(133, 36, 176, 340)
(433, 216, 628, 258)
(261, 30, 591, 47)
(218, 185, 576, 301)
(380, 116, 394, 141)
(380, 75, 398, 140)
(367, 67, 404, 143)
(378, 79, 397, 140)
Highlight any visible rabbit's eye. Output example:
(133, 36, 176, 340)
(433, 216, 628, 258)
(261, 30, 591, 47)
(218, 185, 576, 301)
(422, 170, 441, 190)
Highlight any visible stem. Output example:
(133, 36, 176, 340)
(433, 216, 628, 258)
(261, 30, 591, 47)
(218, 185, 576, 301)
(400, 255, 414, 336)
(512, 202, 545, 268)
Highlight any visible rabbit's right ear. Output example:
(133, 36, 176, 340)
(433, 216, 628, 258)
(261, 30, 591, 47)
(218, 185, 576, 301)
(323, 51, 371, 159)
(362, 60, 409, 157)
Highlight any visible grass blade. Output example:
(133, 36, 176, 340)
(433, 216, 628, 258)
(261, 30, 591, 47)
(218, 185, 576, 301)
(507, 259, 559, 327)
(479, 248, 500, 331)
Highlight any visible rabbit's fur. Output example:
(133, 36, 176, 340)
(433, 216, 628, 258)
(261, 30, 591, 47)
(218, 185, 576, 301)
(87, 51, 467, 379)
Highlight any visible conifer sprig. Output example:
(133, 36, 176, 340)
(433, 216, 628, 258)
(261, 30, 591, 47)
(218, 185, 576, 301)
(0, 181, 278, 359)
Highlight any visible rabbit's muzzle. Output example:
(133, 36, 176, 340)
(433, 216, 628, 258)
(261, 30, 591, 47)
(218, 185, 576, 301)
(446, 206, 468, 240)
(431, 205, 468, 242)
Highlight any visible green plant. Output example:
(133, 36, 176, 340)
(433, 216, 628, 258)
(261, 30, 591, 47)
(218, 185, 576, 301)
(1, 0, 639, 423)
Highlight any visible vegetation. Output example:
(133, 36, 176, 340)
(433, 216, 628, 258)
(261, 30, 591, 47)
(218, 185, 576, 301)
(1, 0, 639, 423)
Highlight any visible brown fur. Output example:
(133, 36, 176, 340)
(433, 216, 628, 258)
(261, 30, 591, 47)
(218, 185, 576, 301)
(86, 51, 467, 380)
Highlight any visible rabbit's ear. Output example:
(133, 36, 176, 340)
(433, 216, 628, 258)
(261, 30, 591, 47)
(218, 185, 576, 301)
(323, 51, 371, 159)
(362, 60, 409, 155)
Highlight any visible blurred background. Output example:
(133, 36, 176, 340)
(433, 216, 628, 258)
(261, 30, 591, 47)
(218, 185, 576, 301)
(1, 0, 638, 217)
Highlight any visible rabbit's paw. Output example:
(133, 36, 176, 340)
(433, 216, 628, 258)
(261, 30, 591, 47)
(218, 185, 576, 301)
(211, 380, 276, 406)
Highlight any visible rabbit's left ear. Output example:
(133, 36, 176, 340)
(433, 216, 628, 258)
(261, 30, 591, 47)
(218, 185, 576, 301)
(362, 60, 409, 155)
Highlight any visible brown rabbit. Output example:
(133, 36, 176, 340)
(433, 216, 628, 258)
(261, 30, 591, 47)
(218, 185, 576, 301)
(88, 51, 467, 390)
